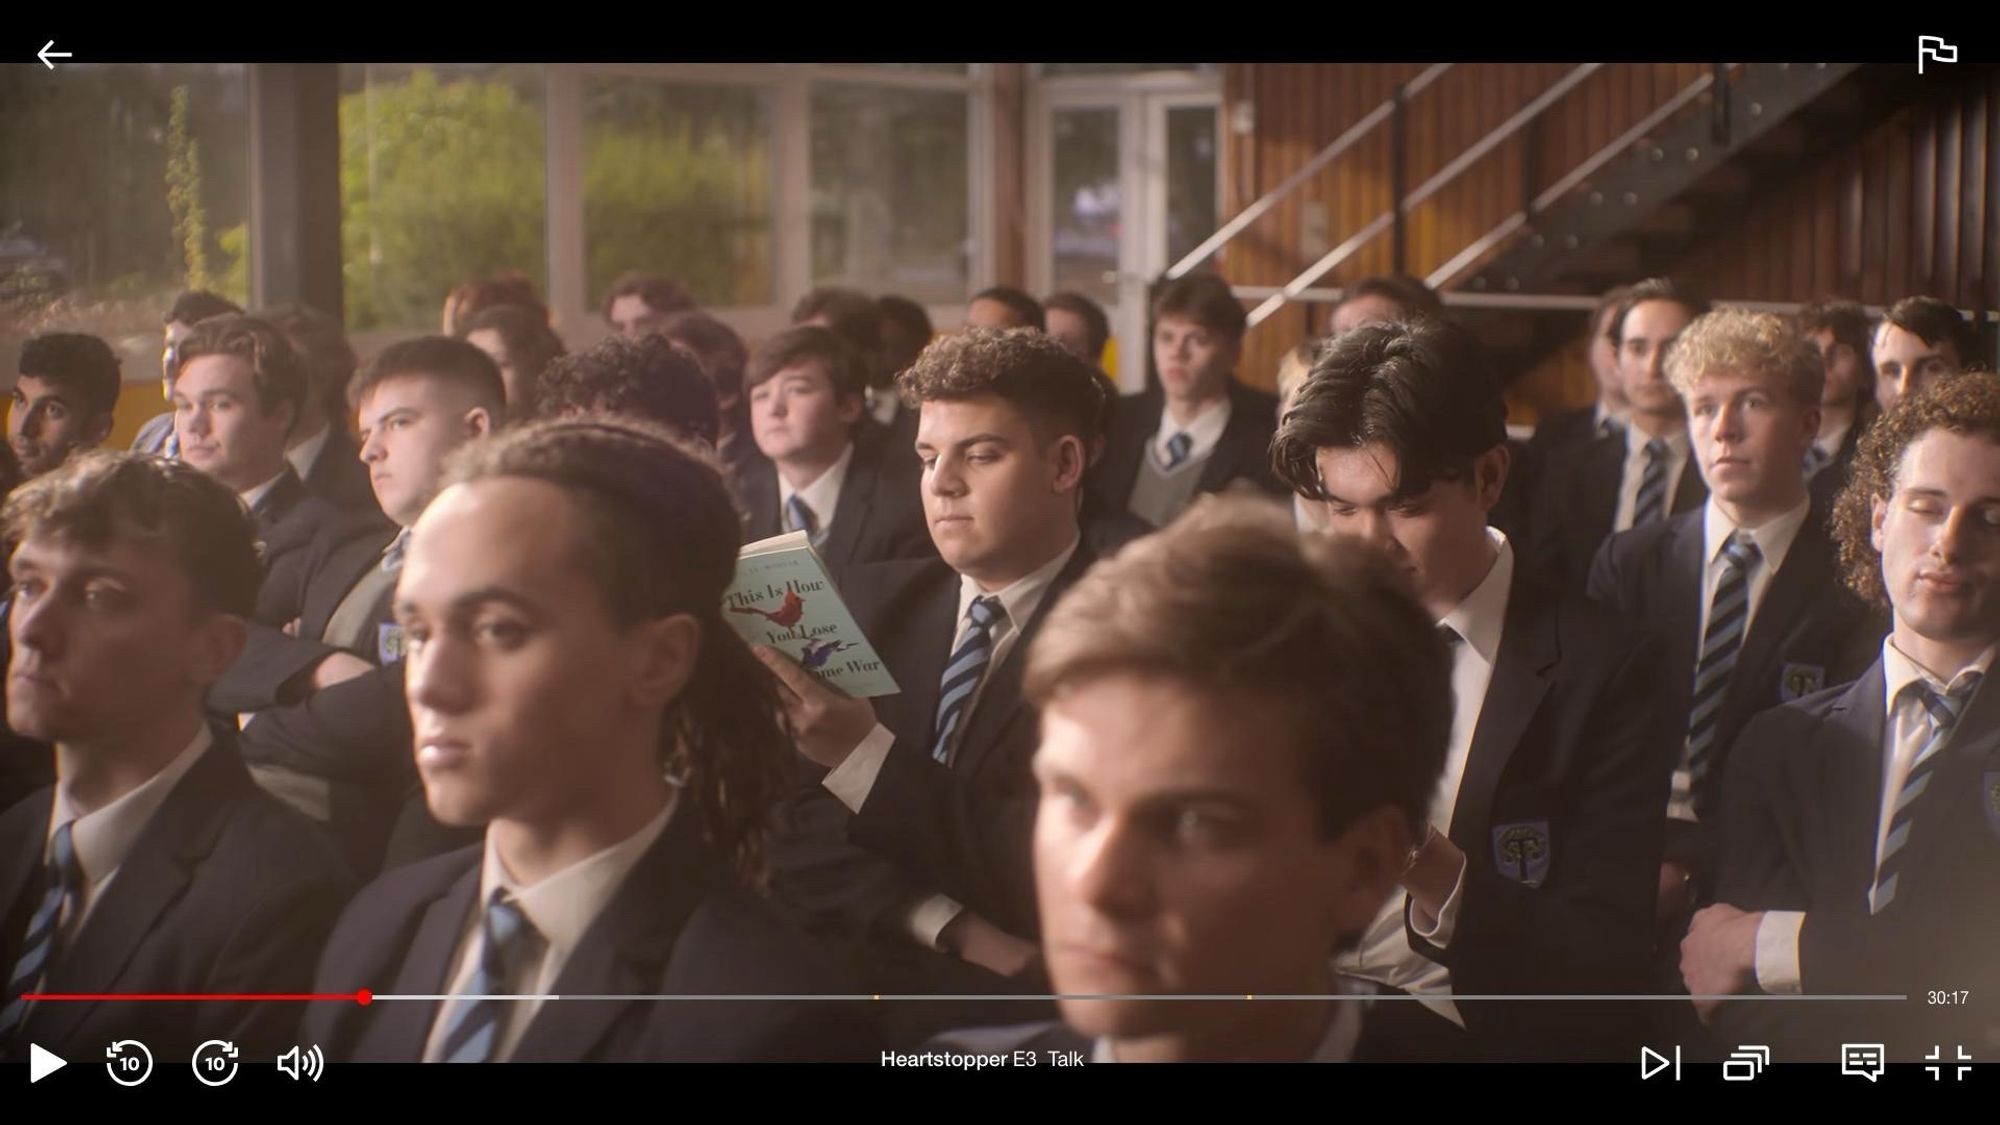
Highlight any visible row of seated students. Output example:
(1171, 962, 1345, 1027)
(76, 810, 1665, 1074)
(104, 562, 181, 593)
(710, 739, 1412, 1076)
(1, 267, 1995, 1063)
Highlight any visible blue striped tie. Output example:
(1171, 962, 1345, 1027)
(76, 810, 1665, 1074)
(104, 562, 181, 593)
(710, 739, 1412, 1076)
(785, 494, 823, 547)
(1684, 533, 1762, 818)
(1163, 432, 1193, 470)
(932, 597, 1002, 764)
(1632, 438, 1671, 526)
(381, 528, 411, 575)
(438, 890, 538, 1064)
(1, 821, 80, 1036)
(1870, 674, 1982, 914)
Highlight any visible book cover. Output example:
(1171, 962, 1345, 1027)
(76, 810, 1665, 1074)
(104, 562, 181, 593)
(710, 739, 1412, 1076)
(721, 531, 900, 698)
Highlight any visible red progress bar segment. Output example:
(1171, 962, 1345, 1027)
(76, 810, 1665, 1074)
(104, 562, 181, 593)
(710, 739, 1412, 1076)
(23, 990, 373, 1004)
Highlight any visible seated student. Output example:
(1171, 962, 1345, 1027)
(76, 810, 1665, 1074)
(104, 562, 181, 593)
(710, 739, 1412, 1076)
(1275, 337, 1329, 532)
(1532, 278, 1713, 590)
(1329, 274, 1446, 334)
(219, 339, 506, 874)
(1588, 310, 1883, 937)
(1043, 291, 1111, 372)
(1687, 374, 2000, 1060)
(461, 303, 564, 418)
(1873, 295, 1980, 412)
(134, 290, 243, 458)
(11, 334, 120, 479)
(878, 295, 936, 380)
(1274, 319, 1677, 1061)
(440, 271, 547, 338)
(795, 286, 910, 449)
(731, 327, 933, 577)
(763, 328, 1104, 1040)
(533, 333, 721, 446)
(1529, 286, 1633, 462)
(0, 452, 354, 1063)
(657, 309, 757, 481)
(936, 498, 1455, 1061)
(169, 314, 318, 540)
(1795, 298, 1877, 511)
(966, 286, 1045, 332)
(1088, 273, 1285, 533)
(304, 417, 874, 1063)
(603, 271, 697, 339)
(262, 304, 378, 515)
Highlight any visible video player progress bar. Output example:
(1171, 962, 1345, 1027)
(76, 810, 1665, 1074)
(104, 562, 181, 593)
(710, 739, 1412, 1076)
(24, 991, 1910, 1003)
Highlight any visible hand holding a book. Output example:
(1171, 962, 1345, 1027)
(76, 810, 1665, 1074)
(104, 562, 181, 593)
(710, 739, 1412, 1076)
(754, 644, 879, 768)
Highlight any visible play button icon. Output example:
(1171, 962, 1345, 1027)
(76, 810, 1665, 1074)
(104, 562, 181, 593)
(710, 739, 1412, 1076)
(1640, 1045, 1681, 1080)
(30, 1043, 67, 1083)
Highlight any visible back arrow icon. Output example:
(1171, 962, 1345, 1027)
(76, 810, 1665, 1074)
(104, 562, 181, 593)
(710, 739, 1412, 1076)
(39, 40, 73, 69)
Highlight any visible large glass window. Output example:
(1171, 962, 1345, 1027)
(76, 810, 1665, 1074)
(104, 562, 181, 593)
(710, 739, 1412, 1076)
(583, 77, 774, 309)
(810, 84, 970, 304)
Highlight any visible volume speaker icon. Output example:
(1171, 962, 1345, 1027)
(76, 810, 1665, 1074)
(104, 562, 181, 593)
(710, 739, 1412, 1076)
(278, 1044, 325, 1082)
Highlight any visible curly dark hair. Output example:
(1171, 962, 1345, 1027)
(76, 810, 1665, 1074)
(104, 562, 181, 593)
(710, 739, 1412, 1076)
(896, 326, 1106, 447)
(533, 334, 720, 447)
(1832, 373, 2000, 609)
(438, 414, 790, 884)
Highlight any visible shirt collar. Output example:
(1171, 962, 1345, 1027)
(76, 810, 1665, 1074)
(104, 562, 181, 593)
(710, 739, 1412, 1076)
(958, 535, 1083, 637)
(1702, 496, 1811, 578)
(477, 791, 678, 962)
(1437, 528, 1513, 667)
(238, 470, 291, 513)
(1882, 637, 2000, 707)
(1625, 423, 1689, 460)
(286, 423, 333, 484)
(49, 723, 214, 880)
(1816, 423, 1850, 458)
(778, 441, 857, 524)
(1152, 394, 1234, 463)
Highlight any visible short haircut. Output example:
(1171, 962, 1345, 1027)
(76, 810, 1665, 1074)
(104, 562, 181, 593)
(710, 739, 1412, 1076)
(260, 303, 358, 422)
(1272, 319, 1506, 502)
(442, 272, 548, 336)
(658, 310, 749, 402)
(1151, 272, 1246, 343)
(1877, 296, 1979, 365)
(17, 333, 122, 420)
(1044, 291, 1112, 359)
(1338, 274, 1445, 322)
(791, 287, 883, 357)
(1797, 297, 1878, 405)
(877, 295, 935, 351)
(1833, 373, 2000, 610)
(438, 415, 789, 882)
(897, 327, 1107, 448)
(1664, 308, 1825, 407)
(170, 314, 308, 427)
(165, 290, 243, 328)
(1611, 277, 1712, 345)
(460, 304, 566, 388)
(1591, 284, 1634, 342)
(533, 334, 720, 447)
(3, 449, 262, 619)
(1026, 495, 1450, 838)
(601, 272, 697, 322)
(348, 336, 507, 418)
(744, 326, 870, 401)
(970, 286, 1046, 332)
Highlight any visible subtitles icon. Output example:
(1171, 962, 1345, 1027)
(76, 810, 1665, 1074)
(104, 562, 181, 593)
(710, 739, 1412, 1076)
(1724, 1045, 1771, 1082)
(1842, 1043, 1887, 1082)
(1918, 36, 1957, 75)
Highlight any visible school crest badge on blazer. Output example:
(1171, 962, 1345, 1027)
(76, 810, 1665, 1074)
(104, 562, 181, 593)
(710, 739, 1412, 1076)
(379, 622, 407, 665)
(1779, 663, 1825, 701)
(1492, 820, 1552, 887)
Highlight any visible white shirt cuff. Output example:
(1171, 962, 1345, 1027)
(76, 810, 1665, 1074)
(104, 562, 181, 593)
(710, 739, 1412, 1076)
(1410, 853, 1468, 946)
(906, 894, 966, 951)
(821, 722, 897, 813)
(1665, 767, 1699, 823)
(1753, 910, 1806, 994)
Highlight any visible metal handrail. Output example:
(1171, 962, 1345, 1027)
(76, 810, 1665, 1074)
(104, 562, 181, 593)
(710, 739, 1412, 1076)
(1246, 62, 1602, 327)
(1162, 63, 1454, 281)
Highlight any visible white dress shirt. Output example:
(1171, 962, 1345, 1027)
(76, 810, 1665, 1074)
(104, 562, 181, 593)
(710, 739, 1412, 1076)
(238, 470, 290, 514)
(1149, 395, 1233, 468)
(1670, 498, 1813, 820)
(1753, 638, 1997, 992)
(1613, 425, 1692, 532)
(822, 535, 1084, 949)
(778, 441, 855, 534)
(286, 423, 332, 486)
(422, 794, 677, 1063)
(868, 391, 901, 429)
(1813, 423, 1850, 465)
(1091, 979, 1366, 1062)
(44, 723, 214, 951)
(1334, 528, 1512, 1027)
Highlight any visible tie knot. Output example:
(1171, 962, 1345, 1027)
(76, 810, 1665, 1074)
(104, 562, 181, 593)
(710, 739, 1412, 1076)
(1645, 437, 1670, 460)
(47, 820, 80, 892)
(1437, 623, 1462, 648)
(785, 494, 818, 537)
(967, 595, 1002, 630)
(1721, 533, 1762, 571)
(1915, 672, 1983, 729)
(1165, 431, 1193, 468)
(381, 528, 411, 575)
(483, 889, 537, 958)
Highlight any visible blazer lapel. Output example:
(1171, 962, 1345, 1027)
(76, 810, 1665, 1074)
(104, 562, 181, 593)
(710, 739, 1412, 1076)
(953, 546, 1097, 780)
(1725, 516, 1829, 719)
(360, 860, 481, 1060)
(510, 809, 724, 1062)
(1671, 453, 1708, 515)
(738, 459, 782, 544)
(1577, 433, 1624, 539)
(1448, 569, 1558, 847)
(820, 439, 877, 574)
(1821, 665, 1888, 904)
(1196, 383, 1252, 493)
(1098, 393, 1160, 516)
(877, 568, 961, 749)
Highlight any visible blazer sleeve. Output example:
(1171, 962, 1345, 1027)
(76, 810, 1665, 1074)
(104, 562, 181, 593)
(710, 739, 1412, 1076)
(239, 660, 414, 784)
